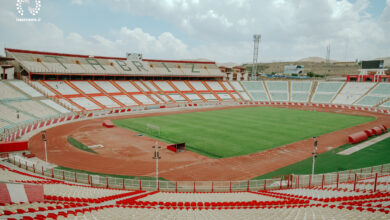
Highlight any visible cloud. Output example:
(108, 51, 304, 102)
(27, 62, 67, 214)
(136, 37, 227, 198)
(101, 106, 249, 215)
(106, 0, 390, 62)
(71, 0, 83, 5)
(0, 0, 389, 63)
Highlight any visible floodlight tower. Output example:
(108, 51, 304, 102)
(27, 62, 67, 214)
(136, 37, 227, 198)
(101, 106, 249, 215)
(42, 130, 48, 163)
(152, 141, 161, 190)
(251, 34, 261, 81)
(326, 43, 331, 64)
(311, 136, 318, 176)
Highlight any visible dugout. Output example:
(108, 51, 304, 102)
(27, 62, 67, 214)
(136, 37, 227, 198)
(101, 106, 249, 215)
(167, 143, 186, 153)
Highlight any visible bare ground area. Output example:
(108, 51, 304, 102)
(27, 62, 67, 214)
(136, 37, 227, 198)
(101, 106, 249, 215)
(28, 105, 390, 181)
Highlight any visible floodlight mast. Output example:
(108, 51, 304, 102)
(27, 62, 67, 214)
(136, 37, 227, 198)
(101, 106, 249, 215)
(152, 142, 161, 190)
(42, 130, 48, 163)
(311, 137, 318, 176)
(251, 34, 261, 81)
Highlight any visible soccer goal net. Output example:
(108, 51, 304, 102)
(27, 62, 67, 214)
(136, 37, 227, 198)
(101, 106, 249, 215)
(146, 124, 160, 136)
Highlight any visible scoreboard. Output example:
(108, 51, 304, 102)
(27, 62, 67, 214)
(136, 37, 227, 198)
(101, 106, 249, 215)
(361, 60, 384, 69)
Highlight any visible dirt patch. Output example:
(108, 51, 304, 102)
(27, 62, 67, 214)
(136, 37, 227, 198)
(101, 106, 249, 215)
(27, 105, 390, 181)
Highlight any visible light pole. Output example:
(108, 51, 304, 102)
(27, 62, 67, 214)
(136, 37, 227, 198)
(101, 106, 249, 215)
(311, 136, 318, 176)
(152, 141, 161, 190)
(42, 130, 48, 163)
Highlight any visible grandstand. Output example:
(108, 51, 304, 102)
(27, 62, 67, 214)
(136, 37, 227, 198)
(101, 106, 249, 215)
(0, 48, 389, 219)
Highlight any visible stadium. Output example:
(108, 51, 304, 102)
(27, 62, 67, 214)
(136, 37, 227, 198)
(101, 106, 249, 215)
(1, 1, 390, 219)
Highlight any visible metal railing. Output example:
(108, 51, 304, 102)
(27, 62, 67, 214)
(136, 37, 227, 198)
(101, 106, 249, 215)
(7, 156, 390, 193)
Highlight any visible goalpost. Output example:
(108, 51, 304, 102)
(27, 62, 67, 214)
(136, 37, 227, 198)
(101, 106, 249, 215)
(146, 124, 160, 137)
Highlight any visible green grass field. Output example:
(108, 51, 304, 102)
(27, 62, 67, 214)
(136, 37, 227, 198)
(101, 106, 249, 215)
(255, 136, 390, 179)
(113, 107, 375, 158)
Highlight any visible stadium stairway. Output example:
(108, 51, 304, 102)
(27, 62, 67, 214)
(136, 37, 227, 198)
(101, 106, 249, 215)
(308, 81, 318, 103)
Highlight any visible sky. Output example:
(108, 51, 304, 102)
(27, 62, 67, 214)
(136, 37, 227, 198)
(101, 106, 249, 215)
(0, 0, 389, 64)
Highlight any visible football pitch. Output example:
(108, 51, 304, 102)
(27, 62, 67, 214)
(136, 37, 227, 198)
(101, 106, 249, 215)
(113, 107, 375, 158)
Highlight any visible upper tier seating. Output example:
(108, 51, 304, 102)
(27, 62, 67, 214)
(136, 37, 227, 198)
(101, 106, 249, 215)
(172, 81, 191, 91)
(201, 93, 218, 101)
(142, 81, 159, 92)
(230, 81, 244, 91)
(222, 81, 233, 90)
(113, 95, 138, 106)
(93, 96, 120, 108)
(132, 94, 154, 104)
(134, 81, 149, 91)
(70, 97, 101, 110)
(115, 81, 139, 92)
(71, 81, 100, 94)
(154, 81, 175, 91)
(185, 93, 203, 101)
(356, 83, 390, 107)
(168, 94, 187, 102)
(150, 94, 164, 103)
(46, 81, 78, 95)
(332, 82, 375, 105)
(189, 81, 207, 91)
(94, 81, 120, 93)
(206, 81, 223, 91)
(311, 82, 344, 103)
(7, 49, 225, 78)
(217, 93, 232, 100)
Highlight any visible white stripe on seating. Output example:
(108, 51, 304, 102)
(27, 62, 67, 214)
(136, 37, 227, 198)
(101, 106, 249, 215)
(6, 183, 28, 203)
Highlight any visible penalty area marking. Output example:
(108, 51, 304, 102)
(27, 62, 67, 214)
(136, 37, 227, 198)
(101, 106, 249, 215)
(337, 133, 390, 155)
